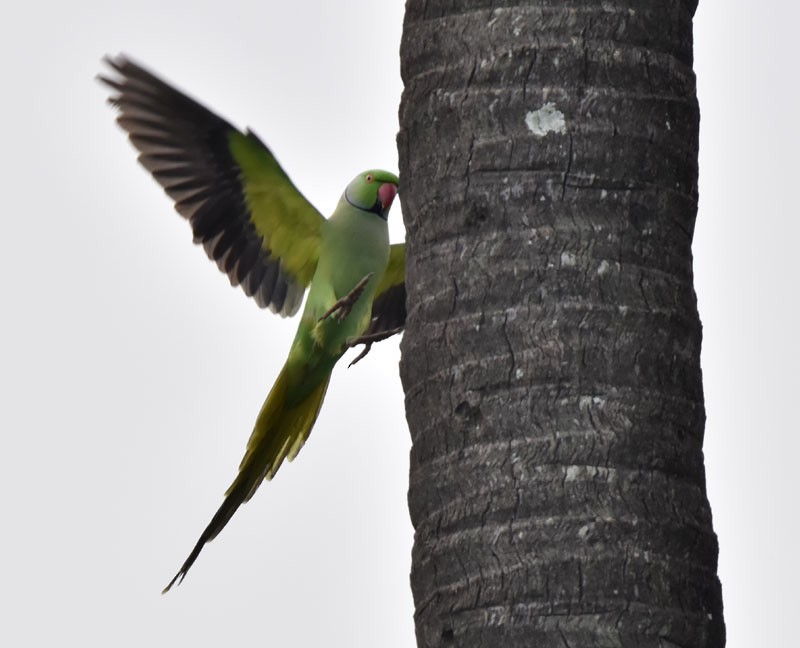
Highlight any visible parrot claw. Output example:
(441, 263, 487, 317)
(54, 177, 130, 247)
(348, 342, 373, 367)
(319, 273, 373, 323)
(346, 326, 405, 367)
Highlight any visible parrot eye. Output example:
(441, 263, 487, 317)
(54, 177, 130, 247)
(365, 173, 374, 183)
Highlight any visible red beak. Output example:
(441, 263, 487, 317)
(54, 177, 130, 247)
(378, 183, 397, 210)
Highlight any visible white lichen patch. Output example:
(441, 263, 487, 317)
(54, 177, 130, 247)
(580, 395, 607, 409)
(597, 260, 610, 275)
(525, 103, 566, 137)
(560, 251, 577, 267)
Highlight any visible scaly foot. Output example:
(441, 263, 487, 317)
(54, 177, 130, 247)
(345, 326, 405, 367)
(318, 273, 374, 323)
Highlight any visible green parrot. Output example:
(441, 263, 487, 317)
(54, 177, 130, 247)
(98, 55, 405, 592)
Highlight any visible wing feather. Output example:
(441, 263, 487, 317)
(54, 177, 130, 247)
(99, 54, 325, 316)
(365, 243, 406, 336)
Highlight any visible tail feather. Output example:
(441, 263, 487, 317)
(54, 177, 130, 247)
(162, 365, 331, 593)
(161, 479, 250, 594)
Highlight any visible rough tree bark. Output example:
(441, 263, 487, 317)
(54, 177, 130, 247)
(398, 1, 724, 646)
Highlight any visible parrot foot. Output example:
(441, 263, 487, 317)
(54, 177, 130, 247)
(346, 326, 405, 367)
(319, 273, 373, 323)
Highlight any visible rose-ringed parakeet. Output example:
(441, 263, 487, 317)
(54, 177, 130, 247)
(98, 55, 405, 592)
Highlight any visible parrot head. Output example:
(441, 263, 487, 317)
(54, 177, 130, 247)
(344, 170, 399, 220)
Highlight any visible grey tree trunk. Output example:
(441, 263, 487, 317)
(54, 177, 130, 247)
(398, 1, 725, 647)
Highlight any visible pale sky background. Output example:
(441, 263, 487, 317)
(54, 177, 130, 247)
(0, 2, 796, 647)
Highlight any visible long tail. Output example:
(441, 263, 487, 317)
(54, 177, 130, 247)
(162, 365, 331, 593)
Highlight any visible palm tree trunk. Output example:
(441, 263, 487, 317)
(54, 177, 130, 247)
(398, 1, 724, 646)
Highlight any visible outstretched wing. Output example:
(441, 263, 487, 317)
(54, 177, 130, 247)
(99, 54, 324, 316)
(365, 243, 406, 335)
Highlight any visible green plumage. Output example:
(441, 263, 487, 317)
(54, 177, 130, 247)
(99, 55, 404, 591)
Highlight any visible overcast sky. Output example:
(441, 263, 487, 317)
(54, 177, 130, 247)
(1, 2, 797, 647)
